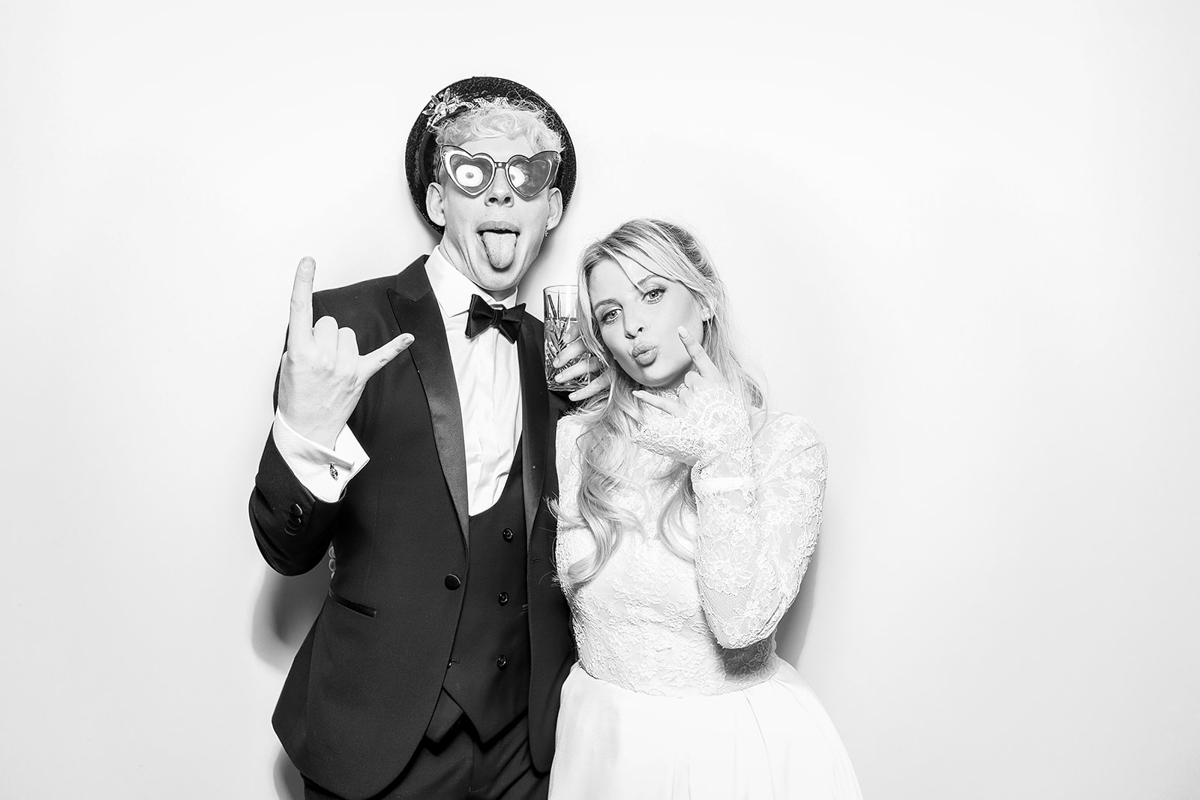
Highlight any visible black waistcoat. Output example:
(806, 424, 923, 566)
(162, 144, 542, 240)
(439, 442, 531, 742)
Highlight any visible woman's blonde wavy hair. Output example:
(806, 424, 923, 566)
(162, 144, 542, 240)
(558, 218, 765, 589)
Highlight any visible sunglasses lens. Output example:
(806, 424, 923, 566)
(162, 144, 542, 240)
(507, 152, 560, 198)
(446, 152, 493, 195)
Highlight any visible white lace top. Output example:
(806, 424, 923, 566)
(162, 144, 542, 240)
(554, 388, 828, 697)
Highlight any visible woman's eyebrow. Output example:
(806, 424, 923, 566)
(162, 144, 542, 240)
(592, 273, 663, 312)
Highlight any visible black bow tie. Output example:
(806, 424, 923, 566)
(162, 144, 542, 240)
(465, 293, 525, 343)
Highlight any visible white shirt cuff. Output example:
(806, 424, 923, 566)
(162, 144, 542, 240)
(272, 411, 369, 503)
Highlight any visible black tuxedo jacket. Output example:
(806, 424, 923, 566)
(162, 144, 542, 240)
(249, 256, 573, 799)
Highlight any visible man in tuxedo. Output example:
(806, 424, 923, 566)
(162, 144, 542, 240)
(249, 77, 596, 800)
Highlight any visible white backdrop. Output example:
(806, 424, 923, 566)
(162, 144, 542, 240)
(2, 1, 1198, 798)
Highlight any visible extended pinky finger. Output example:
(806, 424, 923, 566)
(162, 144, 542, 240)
(632, 390, 680, 416)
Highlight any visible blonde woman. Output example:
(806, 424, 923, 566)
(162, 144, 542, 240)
(549, 219, 861, 798)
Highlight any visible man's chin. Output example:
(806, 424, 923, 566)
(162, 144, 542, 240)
(475, 263, 528, 297)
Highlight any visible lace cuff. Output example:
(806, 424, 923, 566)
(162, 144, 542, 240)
(632, 386, 753, 471)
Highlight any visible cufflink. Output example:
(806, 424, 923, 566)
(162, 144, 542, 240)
(329, 463, 339, 480)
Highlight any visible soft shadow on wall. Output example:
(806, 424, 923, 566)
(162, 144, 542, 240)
(775, 442, 850, 669)
(275, 748, 305, 800)
(775, 548, 820, 667)
(252, 564, 331, 800)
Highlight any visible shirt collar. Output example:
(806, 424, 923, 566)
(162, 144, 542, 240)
(426, 246, 518, 319)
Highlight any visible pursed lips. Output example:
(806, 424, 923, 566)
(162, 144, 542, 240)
(630, 342, 658, 365)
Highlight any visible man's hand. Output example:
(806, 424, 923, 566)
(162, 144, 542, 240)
(277, 257, 414, 448)
(552, 325, 610, 402)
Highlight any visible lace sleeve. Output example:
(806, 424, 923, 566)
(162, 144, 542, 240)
(694, 404, 827, 649)
(632, 391, 828, 649)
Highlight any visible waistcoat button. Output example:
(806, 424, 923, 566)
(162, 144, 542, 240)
(444, 574, 462, 590)
(496, 655, 508, 669)
(498, 592, 509, 605)
(501, 527, 514, 541)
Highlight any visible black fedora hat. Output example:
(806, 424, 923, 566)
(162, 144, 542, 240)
(404, 76, 576, 234)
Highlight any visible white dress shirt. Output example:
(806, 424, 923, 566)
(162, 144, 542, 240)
(273, 246, 523, 513)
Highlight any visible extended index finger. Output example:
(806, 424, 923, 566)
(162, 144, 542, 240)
(678, 326, 716, 376)
(358, 332, 415, 381)
(287, 257, 317, 347)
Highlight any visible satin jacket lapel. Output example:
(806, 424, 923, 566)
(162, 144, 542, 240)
(517, 317, 549, 542)
(387, 259, 470, 546)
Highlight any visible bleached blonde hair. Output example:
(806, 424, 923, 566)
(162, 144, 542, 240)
(434, 98, 562, 180)
(559, 219, 765, 589)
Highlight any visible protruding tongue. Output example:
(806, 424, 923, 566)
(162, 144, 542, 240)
(481, 231, 517, 269)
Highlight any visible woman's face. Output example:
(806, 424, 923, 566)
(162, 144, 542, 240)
(588, 255, 708, 390)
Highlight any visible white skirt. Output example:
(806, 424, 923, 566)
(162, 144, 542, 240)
(549, 659, 862, 799)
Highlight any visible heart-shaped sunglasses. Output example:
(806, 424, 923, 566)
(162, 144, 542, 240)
(440, 147, 561, 200)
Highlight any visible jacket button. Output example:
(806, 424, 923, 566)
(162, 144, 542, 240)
(496, 655, 507, 669)
(444, 574, 461, 590)
(498, 592, 509, 605)
(501, 528, 514, 541)
(290, 503, 304, 517)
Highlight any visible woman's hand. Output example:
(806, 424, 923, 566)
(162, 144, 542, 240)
(631, 327, 728, 415)
(631, 327, 746, 468)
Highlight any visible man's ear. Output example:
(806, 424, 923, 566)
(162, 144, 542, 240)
(545, 188, 564, 232)
(426, 182, 447, 228)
